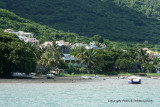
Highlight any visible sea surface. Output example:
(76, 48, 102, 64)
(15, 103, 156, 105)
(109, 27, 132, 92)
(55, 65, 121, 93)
(0, 77, 160, 107)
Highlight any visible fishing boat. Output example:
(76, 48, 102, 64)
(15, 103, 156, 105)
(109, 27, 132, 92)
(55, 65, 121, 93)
(119, 76, 127, 79)
(151, 77, 159, 79)
(12, 72, 36, 78)
(128, 76, 141, 84)
(81, 76, 92, 79)
(46, 74, 55, 79)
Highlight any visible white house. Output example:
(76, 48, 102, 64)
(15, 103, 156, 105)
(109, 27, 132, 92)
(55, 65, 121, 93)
(42, 41, 53, 48)
(90, 41, 96, 46)
(4, 29, 15, 33)
(71, 43, 87, 49)
(25, 38, 39, 46)
(62, 54, 78, 62)
(4, 29, 39, 45)
(85, 45, 92, 50)
(16, 31, 33, 38)
(56, 40, 65, 46)
(56, 40, 71, 46)
(85, 41, 106, 50)
(75, 43, 86, 47)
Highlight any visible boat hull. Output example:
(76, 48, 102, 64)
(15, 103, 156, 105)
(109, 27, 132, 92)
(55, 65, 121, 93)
(46, 74, 55, 79)
(47, 77, 55, 79)
(128, 79, 141, 84)
(128, 76, 141, 84)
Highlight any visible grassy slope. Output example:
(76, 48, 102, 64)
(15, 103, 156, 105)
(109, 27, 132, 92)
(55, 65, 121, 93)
(1, 0, 160, 43)
(0, 9, 89, 43)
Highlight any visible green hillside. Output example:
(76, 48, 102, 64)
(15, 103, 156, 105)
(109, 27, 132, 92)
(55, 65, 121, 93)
(0, 0, 160, 43)
(113, 0, 160, 20)
(0, 9, 89, 43)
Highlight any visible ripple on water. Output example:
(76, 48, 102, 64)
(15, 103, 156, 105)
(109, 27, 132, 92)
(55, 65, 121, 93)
(0, 78, 159, 107)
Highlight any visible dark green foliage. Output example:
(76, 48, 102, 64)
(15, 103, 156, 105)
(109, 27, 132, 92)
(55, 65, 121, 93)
(143, 63, 156, 73)
(113, 0, 160, 19)
(1, 0, 160, 43)
(90, 35, 104, 43)
(71, 47, 139, 74)
(0, 30, 36, 78)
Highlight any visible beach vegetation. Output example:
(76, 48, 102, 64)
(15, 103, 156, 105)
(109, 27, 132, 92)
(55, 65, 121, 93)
(0, 31, 36, 78)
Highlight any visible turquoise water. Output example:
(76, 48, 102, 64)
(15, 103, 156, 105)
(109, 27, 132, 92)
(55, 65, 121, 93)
(0, 78, 160, 107)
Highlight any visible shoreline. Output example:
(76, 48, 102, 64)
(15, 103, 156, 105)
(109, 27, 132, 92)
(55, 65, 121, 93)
(0, 75, 159, 83)
(0, 76, 101, 83)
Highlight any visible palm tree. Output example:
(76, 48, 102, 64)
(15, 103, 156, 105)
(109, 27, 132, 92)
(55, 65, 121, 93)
(78, 49, 98, 74)
(136, 49, 149, 64)
(76, 46, 86, 61)
(39, 43, 64, 71)
(39, 50, 54, 69)
(53, 51, 63, 68)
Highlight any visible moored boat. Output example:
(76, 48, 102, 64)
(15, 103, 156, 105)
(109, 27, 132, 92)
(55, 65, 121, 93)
(119, 76, 127, 79)
(46, 74, 55, 79)
(81, 76, 92, 79)
(151, 77, 159, 79)
(12, 72, 36, 78)
(128, 76, 141, 84)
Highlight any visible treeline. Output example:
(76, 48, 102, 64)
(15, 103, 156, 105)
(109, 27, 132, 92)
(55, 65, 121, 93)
(69, 47, 157, 74)
(1, 0, 160, 43)
(0, 30, 36, 78)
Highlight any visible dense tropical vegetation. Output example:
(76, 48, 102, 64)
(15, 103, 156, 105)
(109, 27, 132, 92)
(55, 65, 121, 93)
(113, 0, 160, 19)
(37, 45, 66, 74)
(0, 30, 36, 78)
(69, 46, 157, 75)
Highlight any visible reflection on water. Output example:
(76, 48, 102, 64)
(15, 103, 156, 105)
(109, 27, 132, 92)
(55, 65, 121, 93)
(0, 77, 160, 107)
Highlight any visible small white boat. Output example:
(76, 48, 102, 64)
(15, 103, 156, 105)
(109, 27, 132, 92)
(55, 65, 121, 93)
(128, 76, 141, 84)
(151, 77, 159, 79)
(46, 74, 55, 79)
(119, 76, 126, 79)
(12, 72, 35, 78)
(12, 72, 26, 78)
(81, 76, 88, 79)
(81, 76, 92, 79)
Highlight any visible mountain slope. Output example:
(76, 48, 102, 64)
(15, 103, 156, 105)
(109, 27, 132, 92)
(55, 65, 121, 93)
(113, 0, 160, 20)
(1, 0, 160, 43)
(0, 9, 89, 43)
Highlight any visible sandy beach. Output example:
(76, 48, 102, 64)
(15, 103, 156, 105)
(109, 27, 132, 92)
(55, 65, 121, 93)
(1, 76, 153, 83)
(0, 76, 103, 83)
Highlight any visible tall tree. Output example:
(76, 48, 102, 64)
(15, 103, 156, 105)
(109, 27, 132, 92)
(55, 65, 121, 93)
(136, 49, 149, 64)
(79, 49, 98, 74)
(0, 31, 36, 78)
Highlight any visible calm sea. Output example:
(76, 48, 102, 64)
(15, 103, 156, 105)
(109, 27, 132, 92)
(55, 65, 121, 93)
(0, 77, 160, 107)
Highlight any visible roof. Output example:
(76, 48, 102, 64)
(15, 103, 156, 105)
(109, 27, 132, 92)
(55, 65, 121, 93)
(143, 48, 149, 51)
(64, 42, 70, 46)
